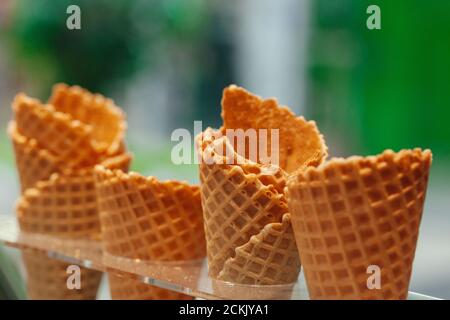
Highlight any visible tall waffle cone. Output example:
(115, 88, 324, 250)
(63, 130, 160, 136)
(49, 83, 127, 156)
(22, 249, 102, 300)
(8, 122, 61, 192)
(197, 128, 301, 286)
(286, 149, 432, 300)
(95, 166, 206, 299)
(196, 86, 327, 287)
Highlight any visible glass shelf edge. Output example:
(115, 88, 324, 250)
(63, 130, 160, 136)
(0, 214, 441, 300)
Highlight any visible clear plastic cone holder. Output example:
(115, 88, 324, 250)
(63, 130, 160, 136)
(0, 214, 440, 300)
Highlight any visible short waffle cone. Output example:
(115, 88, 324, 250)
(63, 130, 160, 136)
(12, 94, 100, 168)
(8, 122, 61, 192)
(49, 83, 126, 156)
(95, 166, 206, 299)
(22, 249, 102, 300)
(286, 149, 432, 300)
(16, 153, 132, 237)
(197, 128, 301, 285)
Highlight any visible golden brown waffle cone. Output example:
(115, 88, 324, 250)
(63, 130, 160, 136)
(286, 149, 432, 300)
(9, 84, 129, 300)
(197, 128, 301, 286)
(218, 214, 300, 285)
(16, 152, 132, 237)
(22, 248, 102, 300)
(49, 83, 127, 156)
(221, 85, 327, 172)
(12, 94, 101, 168)
(196, 86, 327, 287)
(9, 84, 128, 190)
(17, 171, 100, 237)
(95, 167, 206, 260)
(95, 166, 206, 299)
(8, 122, 61, 192)
(17, 152, 130, 300)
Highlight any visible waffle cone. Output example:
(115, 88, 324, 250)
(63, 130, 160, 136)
(218, 214, 300, 285)
(196, 86, 327, 286)
(9, 84, 129, 300)
(196, 128, 301, 285)
(12, 94, 101, 168)
(17, 152, 130, 300)
(49, 83, 127, 156)
(22, 249, 102, 300)
(16, 153, 132, 237)
(95, 166, 206, 299)
(8, 122, 61, 192)
(286, 149, 432, 300)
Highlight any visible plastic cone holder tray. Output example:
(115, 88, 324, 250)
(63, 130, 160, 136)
(0, 215, 439, 300)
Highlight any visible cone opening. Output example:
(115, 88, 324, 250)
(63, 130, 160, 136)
(287, 148, 432, 185)
(220, 85, 328, 173)
(49, 83, 127, 156)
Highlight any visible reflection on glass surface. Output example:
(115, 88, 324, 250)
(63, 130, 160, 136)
(0, 215, 440, 300)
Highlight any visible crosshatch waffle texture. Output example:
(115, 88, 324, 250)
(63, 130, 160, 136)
(13, 93, 100, 168)
(197, 128, 302, 285)
(196, 85, 328, 286)
(286, 149, 432, 300)
(95, 166, 206, 299)
(218, 214, 301, 285)
(8, 122, 61, 192)
(16, 153, 132, 237)
(22, 248, 102, 300)
(8, 84, 129, 300)
(17, 171, 100, 237)
(95, 167, 206, 260)
(49, 83, 126, 156)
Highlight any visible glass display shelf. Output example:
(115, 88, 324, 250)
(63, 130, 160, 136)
(0, 214, 440, 300)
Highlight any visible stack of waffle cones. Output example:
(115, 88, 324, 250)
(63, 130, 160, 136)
(7, 82, 433, 301)
(94, 166, 206, 300)
(286, 149, 432, 299)
(8, 84, 131, 300)
(196, 85, 328, 298)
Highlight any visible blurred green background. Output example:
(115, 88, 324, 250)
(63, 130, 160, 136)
(0, 0, 449, 299)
